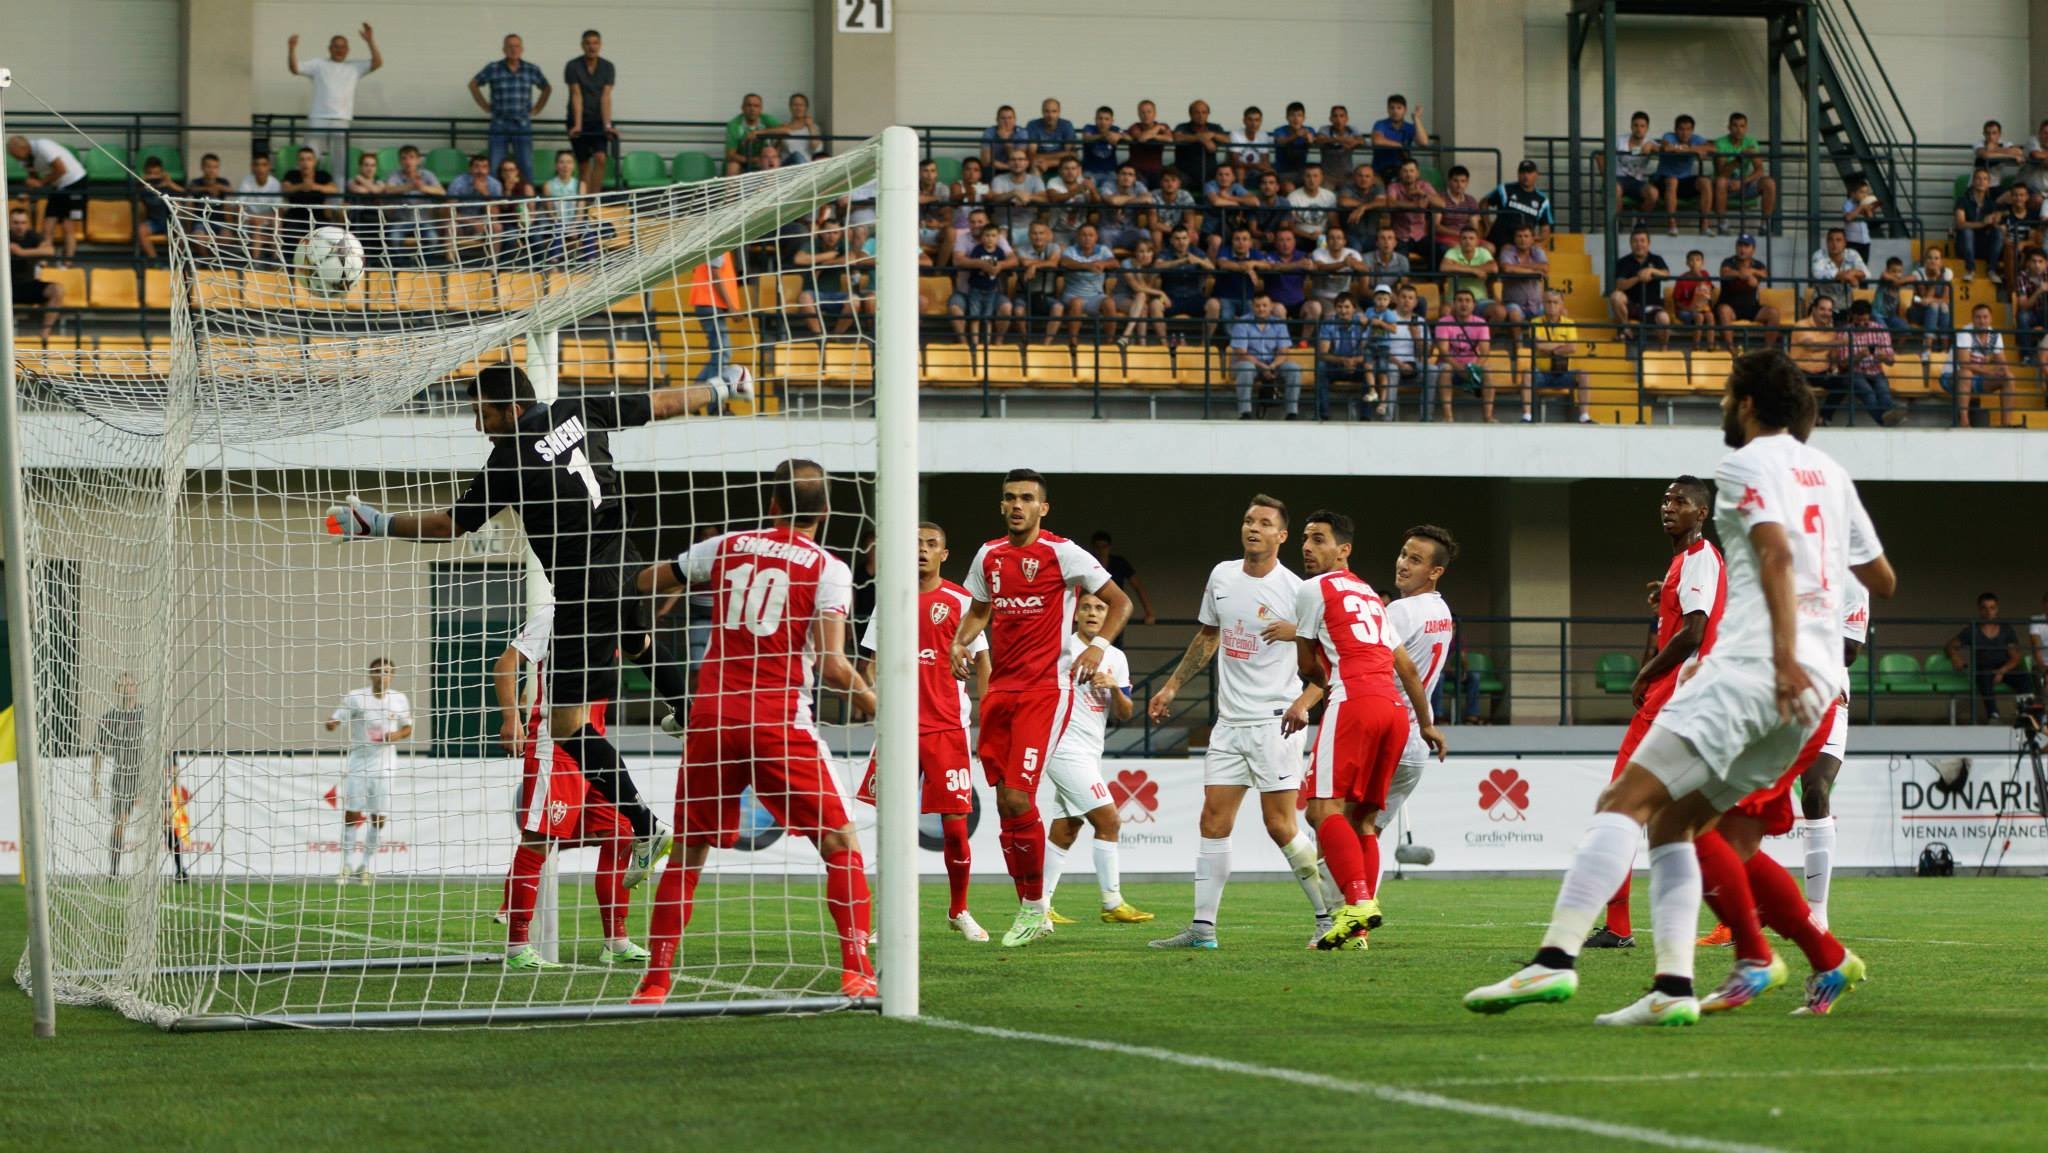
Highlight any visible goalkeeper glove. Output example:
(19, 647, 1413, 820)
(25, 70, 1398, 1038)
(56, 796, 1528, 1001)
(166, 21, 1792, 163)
(326, 497, 392, 540)
(709, 368, 756, 409)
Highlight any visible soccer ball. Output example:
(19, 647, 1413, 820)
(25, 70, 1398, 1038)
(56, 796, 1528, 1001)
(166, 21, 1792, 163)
(293, 226, 365, 299)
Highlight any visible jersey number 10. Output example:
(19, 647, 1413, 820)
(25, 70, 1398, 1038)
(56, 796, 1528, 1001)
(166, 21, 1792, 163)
(722, 563, 792, 636)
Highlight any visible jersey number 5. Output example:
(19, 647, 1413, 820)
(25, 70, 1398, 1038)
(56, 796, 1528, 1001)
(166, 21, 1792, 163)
(722, 563, 792, 636)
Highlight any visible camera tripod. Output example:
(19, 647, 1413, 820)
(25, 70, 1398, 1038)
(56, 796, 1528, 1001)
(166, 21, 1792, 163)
(1974, 709, 2048, 875)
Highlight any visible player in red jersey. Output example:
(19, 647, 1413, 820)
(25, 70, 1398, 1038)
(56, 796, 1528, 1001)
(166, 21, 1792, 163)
(492, 602, 646, 969)
(1587, 476, 1726, 949)
(855, 521, 993, 943)
(949, 468, 1133, 949)
(630, 460, 881, 1002)
(1282, 510, 1444, 950)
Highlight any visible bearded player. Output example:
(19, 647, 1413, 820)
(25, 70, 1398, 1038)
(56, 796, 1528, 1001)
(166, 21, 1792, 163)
(1466, 351, 1892, 1025)
(1370, 525, 1461, 899)
(1041, 590, 1153, 926)
(1283, 510, 1446, 951)
(633, 459, 880, 1001)
(855, 521, 994, 944)
(950, 469, 1133, 949)
(1147, 496, 1332, 951)
(1585, 477, 1725, 950)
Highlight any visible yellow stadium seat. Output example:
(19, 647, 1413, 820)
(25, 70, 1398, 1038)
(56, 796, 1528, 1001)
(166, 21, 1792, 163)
(557, 338, 610, 386)
(444, 271, 497, 312)
(84, 200, 134, 246)
(1687, 350, 1733, 393)
(498, 271, 546, 311)
(823, 342, 875, 384)
(923, 343, 981, 387)
(241, 269, 295, 311)
(919, 276, 953, 316)
(1117, 345, 1179, 388)
(775, 341, 823, 381)
(190, 269, 239, 309)
(38, 265, 86, 307)
(610, 340, 661, 383)
(143, 267, 173, 309)
(88, 267, 141, 310)
(1023, 343, 1078, 387)
(1640, 351, 1693, 395)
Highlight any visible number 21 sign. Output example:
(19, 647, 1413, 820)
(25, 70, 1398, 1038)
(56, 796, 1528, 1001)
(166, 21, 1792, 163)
(837, 0, 891, 34)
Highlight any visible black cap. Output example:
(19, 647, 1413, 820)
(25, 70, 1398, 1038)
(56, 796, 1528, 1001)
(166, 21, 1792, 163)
(1518, 159, 1539, 173)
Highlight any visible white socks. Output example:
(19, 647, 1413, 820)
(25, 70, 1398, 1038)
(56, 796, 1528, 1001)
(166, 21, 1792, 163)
(1540, 811, 1641, 956)
(1279, 830, 1328, 916)
(1043, 840, 1070, 903)
(1801, 816, 1837, 930)
(1193, 837, 1232, 925)
(1092, 838, 1122, 911)
(1648, 842, 1702, 982)
(344, 821, 364, 871)
(361, 821, 381, 871)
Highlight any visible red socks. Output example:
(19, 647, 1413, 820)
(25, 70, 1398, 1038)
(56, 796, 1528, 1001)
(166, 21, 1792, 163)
(1605, 876, 1634, 937)
(595, 837, 628, 941)
(1317, 813, 1370, 905)
(1746, 851, 1846, 971)
(645, 859, 702, 975)
(942, 817, 972, 918)
(823, 849, 875, 977)
(1695, 830, 1772, 963)
(998, 810, 1046, 902)
(1360, 830, 1382, 900)
(506, 845, 546, 946)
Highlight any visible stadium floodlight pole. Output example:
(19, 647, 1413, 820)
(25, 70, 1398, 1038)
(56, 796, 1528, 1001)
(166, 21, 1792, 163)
(874, 124, 921, 1019)
(0, 67, 60, 1038)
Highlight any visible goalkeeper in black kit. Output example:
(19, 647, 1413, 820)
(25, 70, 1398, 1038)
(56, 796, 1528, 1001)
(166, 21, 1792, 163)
(328, 364, 749, 887)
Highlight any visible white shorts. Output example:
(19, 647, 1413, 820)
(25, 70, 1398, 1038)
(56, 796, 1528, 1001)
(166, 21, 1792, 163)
(1636, 655, 1826, 811)
(1820, 699, 1848, 762)
(1375, 754, 1427, 831)
(1044, 748, 1112, 820)
(1203, 721, 1306, 793)
(341, 771, 389, 815)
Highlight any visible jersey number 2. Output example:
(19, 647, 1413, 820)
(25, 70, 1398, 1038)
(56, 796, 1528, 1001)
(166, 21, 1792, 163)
(722, 563, 791, 636)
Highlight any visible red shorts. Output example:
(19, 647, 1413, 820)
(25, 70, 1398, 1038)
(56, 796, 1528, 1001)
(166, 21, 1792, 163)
(1612, 681, 1675, 779)
(976, 687, 1072, 794)
(856, 726, 974, 816)
(1306, 694, 1408, 808)
(518, 744, 630, 843)
(1731, 699, 1839, 836)
(679, 715, 852, 848)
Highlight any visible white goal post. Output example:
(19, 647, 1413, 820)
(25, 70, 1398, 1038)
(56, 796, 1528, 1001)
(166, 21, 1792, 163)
(2, 74, 923, 1032)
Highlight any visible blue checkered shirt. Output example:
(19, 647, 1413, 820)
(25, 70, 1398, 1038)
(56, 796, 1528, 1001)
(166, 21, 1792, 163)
(473, 59, 551, 127)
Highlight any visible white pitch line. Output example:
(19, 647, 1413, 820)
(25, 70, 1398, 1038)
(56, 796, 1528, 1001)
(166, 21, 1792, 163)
(910, 1016, 1793, 1153)
(1417, 1062, 2048, 1089)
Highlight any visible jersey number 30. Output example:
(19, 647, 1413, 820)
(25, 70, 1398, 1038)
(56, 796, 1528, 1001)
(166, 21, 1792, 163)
(722, 563, 792, 636)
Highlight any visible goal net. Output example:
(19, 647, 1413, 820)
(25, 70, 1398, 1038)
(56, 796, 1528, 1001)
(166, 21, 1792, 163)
(7, 123, 924, 1029)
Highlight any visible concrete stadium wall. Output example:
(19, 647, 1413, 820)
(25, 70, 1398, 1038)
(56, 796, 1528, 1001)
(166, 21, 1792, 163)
(0, 0, 183, 113)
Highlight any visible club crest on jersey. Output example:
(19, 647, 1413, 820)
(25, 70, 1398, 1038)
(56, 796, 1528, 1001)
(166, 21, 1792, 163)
(1736, 484, 1765, 513)
(1020, 557, 1041, 582)
(929, 601, 951, 625)
(547, 798, 570, 827)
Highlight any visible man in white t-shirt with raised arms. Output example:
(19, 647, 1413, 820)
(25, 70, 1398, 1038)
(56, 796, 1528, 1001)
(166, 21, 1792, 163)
(287, 24, 384, 170)
(1468, 350, 1894, 1026)
(1041, 591, 1153, 926)
(1146, 495, 1333, 950)
(324, 656, 413, 884)
(1371, 525, 1461, 892)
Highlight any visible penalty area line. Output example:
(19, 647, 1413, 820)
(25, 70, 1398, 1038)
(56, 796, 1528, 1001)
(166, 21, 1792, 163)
(909, 1016, 1793, 1153)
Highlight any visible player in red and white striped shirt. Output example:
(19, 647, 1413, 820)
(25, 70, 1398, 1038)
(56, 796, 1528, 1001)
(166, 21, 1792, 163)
(950, 469, 1133, 949)
(1284, 510, 1444, 951)
(856, 522, 993, 942)
(631, 460, 881, 1002)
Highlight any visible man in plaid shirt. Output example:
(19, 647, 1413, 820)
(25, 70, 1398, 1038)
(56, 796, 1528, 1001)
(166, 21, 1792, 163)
(468, 33, 552, 184)
(1842, 299, 1903, 426)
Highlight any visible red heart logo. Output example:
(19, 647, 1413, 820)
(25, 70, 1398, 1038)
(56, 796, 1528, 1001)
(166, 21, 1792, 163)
(1110, 770, 1159, 812)
(1477, 768, 1530, 812)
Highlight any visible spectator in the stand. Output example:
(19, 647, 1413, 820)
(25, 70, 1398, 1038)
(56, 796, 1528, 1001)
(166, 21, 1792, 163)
(1484, 160, 1554, 251)
(1088, 532, 1157, 625)
(1789, 295, 1848, 418)
(1307, 223, 1363, 322)
(916, 158, 949, 212)
(287, 24, 381, 170)
(1043, 156, 1096, 247)
(468, 34, 550, 183)
(793, 220, 867, 336)
(1840, 174, 1878, 263)
(1229, 106, 1273, 184)
(1080, 106, 1123, 183)
(981, 104, 1024, 171)
(1272, 102, 1315, 191)
(1155, 225, 1213, 344)
(1318, 104, 1364, 183)
(1147, 168, 1197, 247)
(1808, 226, 1868, 316)
(1262, 228, 1311, 323)
(382, 144, 444, 255)
(1716, 234, 1777, 350)
(445, 153, 503, 247)
(1200, 162, 1253, 257)
(1013, 219, 1065, 337)
(690, 249, 740, 382)
(1842, 299, 1903, 427)
(1910, 244, 1955, 352)
(1248, 170, 1290, 245)
(186, 152, 232, 226)
(720, 92, 778, 176)
(1362, 224, 1412, 289)
(990, 149, 1044, 249)
(1369, 95, 1428, 181)
(1173, 99, 1227, 188)
(774, 93, 822, 165)
(1953, 167, 2006, 284)
(1495, 223, 1549, 325)
(1429, 288, 1494, 423)
(1100, 163, 1151, 251)
(1670, 249, 1715, 348)
(1948, 593, 2032, 722)
(2018, 120, 2048, 197)
(563, 29, 616, 194)
(1711, 112, 1776, 232)
(1948, 303, 2015, 427)
(1431, 165, 1483, 264)
(137, 156, 184, 262)
(1359, 283, 1404, 419)
(1608, 227, 1672, 347)
(7, 207, 63, 338)
(1315, 292, 1371, 421)
(2029, 594, 2048, 690)
(1976, 119, 2025, 183)
(1440, 225, 1499, 320)
(2000, 181, 2048, 251)
(1601, 110, 1661, 219)
(492, 158, 536, 254)
(949, 156, 991, 227)
(1655, 114, 1715, 237)
(1285, 163, 1336, 244)
(541, 150, 580, 257)
(1230, 292, 1301, 421)
(1208, 226, 1269, 324)
(1528, 288, 1593, 424)
(234, 152, 285, 261)
(2014, 248, 2048, 349)
(1384, 283, 1428, 415)
(1114, 237, 1169, 346)
(1870, 255, 1909, 335)
(1053, 222, 1120, 344)
(1339, 163, 1387, 238)
(954, 220, 1017, 346)
(1125, 100, 1172, 187)
(1027, 98, 1079, 174)
(7, 135, 85, 259)
(279, 145, 339, 246)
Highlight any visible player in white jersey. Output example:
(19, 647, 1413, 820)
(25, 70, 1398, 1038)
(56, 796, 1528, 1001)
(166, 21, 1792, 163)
(1372, 526, 1460, 893)
(323, 657, 413, 883)
(1041, 591, 1154, 925)
(1145, 496, 1333, 951)
(1797, 576, 1867, 932)
(1467, 350, 1894, 1026)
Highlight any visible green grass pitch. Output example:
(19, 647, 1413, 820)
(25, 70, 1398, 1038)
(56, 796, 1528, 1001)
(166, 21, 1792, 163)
(4, 875, 2046, 1152)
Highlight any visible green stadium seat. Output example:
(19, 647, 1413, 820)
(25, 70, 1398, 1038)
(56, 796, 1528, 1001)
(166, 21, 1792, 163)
(1922, 652, 1969, 695)
(933, 155, 963, 186)
(1878, 652, 1931, 693)
(620, 150, 667, 189)
(1845, 649, 1875, 697)
(80, 144, 128, 184)
(1462, 651, 1506, 695)
(5, 152, 24, 183)
(376, 147, 402, 179)
(1594, 651, 1639, 694)
(346, 147, 367, 177)
(1420, 164, 1445, 192)
(134, 146, 185, 182)
(672, 152, 718, 183)
(424, 147, 469, 186)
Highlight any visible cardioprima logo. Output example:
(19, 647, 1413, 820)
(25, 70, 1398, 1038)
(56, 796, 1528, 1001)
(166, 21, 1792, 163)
(1478, 767, 1530, 821)
(1110, 769, 1159, 823)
